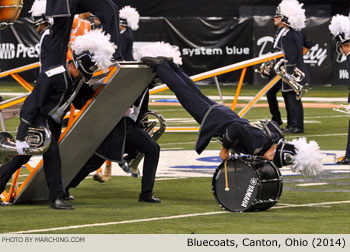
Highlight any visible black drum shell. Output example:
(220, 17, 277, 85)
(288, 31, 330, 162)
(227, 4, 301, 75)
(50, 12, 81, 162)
(212, 157, 283, 212)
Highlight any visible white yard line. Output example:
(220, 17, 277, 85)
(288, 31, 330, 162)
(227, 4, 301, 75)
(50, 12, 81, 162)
(7, 200, 350, 234)
(150, 95, 349, 103)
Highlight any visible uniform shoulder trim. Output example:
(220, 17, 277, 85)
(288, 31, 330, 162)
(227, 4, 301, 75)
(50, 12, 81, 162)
(45, 65, 66, 77)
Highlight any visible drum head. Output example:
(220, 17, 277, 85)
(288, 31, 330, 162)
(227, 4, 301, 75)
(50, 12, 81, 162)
(212, 159, 259, 212)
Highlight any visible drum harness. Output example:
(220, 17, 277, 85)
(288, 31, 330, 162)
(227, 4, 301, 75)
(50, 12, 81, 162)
(247, 119, 284, 156)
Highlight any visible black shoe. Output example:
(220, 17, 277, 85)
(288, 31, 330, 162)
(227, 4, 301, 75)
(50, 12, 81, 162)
(139, 192, 161, 203)
(140, 57, 169, 70)
(291, 127, 304, 134)
(272, 120, 283, 126)
(62, 190, 75, 201)
(337, 157, 350, 165)
(50, 198, 74, 210)
(282, 125, 293, 133)
(283, 127, 303, 134)
(156, 56, 173, 63)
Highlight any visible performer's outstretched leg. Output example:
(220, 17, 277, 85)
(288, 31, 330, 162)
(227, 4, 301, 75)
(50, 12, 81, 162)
(156, 61, 215, 124)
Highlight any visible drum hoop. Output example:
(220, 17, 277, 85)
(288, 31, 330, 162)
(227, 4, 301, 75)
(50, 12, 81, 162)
(0, 5, 23, 8)
(211, 158, 260, 212)
(212, 157, 283, 212)
(0, 2, 23, 26)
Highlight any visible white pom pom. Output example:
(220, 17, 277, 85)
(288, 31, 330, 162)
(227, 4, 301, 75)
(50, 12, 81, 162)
(279, 0, 305, 30)
(290, 137, 323, 176)
(29, 0, 47, 17)
(329, 14, 350, 38)
(119, 6, 140, 31)
(134, 41, 183, 65)
(71, 29, 117, 72)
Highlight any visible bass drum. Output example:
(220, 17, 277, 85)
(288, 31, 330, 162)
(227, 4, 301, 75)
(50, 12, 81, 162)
(0, 0, 23, 29)
(212, 156, 283, 212)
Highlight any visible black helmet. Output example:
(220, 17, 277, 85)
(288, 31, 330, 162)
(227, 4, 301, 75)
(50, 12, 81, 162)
(73, 51, 98, 82)
(335, 32, 350, 54)
(273, 139, 296, 168)
(119, 18, 127, 27)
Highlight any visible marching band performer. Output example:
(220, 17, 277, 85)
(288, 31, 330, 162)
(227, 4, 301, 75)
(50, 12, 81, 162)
(329, 14, 350, 165)
(93, 5, 140, 182)
(66, 12, 161, 202)
(65, 85, 162, 203)
(45, 0, 122, 68)
(28, 0, 53, 73)
(265, 10, 286, 127)
(118, 6, 140, 61)
(140, 51, 322, 176)
(275, 0, 311, 134)
(0, 30, 115, 208)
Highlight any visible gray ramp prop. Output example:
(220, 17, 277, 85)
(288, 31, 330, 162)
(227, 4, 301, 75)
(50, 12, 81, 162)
(14, 63, 155, 203)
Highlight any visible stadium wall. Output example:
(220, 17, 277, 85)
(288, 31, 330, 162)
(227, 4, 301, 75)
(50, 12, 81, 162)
(0, 1, 349, 84)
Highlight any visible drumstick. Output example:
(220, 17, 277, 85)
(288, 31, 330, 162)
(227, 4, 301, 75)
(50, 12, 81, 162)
(224, 160, 230, 191)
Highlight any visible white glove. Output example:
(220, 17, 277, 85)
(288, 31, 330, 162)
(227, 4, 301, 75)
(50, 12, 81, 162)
(346, 104, 350, 112)
(16, 140, 30, 155)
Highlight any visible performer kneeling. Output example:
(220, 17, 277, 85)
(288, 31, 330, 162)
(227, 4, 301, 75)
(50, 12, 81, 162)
(140, 55, 322, 176)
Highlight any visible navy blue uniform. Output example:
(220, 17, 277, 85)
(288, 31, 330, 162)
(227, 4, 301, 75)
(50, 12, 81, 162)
(45, 0, 122, 67)
(119, 27, 134, 61)
(155, 61, 282, 155)
(281, 28, 311, 131)
(266, 27, 285, 126)
(67, 88, 159, 195)
(345, 55, 350, 159)
(0, 65, 78, 200)
(39, 28, 52, 73)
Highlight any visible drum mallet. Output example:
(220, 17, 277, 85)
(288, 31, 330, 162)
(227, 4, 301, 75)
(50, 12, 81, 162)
(224, 160, 230, 191)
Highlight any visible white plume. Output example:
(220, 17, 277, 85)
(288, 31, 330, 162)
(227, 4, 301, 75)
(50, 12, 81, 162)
(71, 29, 117, 72)
(134, 42, 183, 65)
(329, 14, 350, 38)
(290, 137, 323, 176)
(278, 0, 306, 30)
(29, 0, 47, 17)
(119, 6, 140, 31)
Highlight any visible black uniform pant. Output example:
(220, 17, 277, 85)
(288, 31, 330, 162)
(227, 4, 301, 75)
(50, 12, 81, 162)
(346, 120, 350, 158)
(266, 80, 283, 125)
(282, 91, 304, 130)
(67, 119, 160, 194)
(156, 61, 216, 124)
(47, 0, 121, 67)
(0, 118, 64, 201)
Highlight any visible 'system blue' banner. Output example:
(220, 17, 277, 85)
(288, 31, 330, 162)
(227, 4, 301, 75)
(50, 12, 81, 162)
(0, 16, 347, 85)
